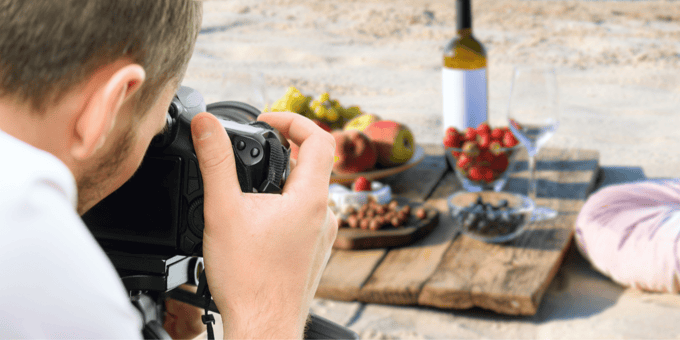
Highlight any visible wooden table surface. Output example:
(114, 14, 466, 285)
(315, 144, 600, 316)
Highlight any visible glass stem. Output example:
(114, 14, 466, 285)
(528, 154, 537, 201)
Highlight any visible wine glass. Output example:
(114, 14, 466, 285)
(506, 66, 560, 221)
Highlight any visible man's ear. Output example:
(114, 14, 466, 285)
(70, 64, 146, 160)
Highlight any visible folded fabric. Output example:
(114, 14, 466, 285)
(575, 179, 680, 293)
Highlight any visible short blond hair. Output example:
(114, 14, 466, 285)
(0, 0, 203, 114)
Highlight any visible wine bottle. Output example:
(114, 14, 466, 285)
(442, 0, 487, 132)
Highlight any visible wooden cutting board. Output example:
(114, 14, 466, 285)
(333, 198, 440, 250)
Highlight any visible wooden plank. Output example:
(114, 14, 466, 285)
(357, 171, 463, 305)
(315, 145, 448, 301)
(379, 145, 448, 203)
(418, 147, 599, 315)
(315, 248, 388, 301)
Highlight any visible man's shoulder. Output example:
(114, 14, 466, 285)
(0, 130, 77, 206)
(0, 133, 143, 338)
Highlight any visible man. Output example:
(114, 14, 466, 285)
(0, 1, 337, 339)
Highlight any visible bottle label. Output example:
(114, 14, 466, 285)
(442, 68, 487, 132)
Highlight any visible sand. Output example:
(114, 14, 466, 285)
(187, 1, 680, 338)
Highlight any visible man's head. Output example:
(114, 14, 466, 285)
(0, 0, 203, 213)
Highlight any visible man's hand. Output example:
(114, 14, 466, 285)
(191, 111, 338, 339)
(163, 285, 206, 339)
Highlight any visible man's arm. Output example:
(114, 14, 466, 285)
(191, 111, 338, 339)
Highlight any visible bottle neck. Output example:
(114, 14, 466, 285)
(456, 0, 472, 31)
(457, 28, 472, 38)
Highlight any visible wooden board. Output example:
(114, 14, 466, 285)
(418, 147, 599, 315)
(356, 172, 463, 305)
(316, 146, 600, 315)
(333, 200, 439, 250)
(316, 147, 448, 301)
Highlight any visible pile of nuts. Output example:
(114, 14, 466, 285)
(338, 198, 428, 231)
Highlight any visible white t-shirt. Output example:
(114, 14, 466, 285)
(0, 130, 142, 338)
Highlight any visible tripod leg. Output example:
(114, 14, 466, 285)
(143, 320, 173, 340)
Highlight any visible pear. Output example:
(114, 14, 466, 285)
(344, 113, 381, 133)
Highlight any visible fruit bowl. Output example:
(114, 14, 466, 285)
(445, 145, 520, 192)
(448, 191, 534, 243)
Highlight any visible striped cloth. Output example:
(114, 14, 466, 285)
(575, 179, 680, 293)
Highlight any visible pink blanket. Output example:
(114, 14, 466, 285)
(575, 179, 680, 293)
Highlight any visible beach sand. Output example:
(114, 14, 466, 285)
(188, 1, 680, 338)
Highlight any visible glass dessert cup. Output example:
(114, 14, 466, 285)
(448, 191, 534, 243)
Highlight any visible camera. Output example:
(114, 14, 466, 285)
(82, 86, 290, 257)
(81, 87, 357, 340)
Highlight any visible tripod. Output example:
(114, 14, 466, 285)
(110, 252, 358, 340)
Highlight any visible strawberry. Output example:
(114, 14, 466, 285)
(477, 133, 491, 149)
(491, 128, 504, 141)
(464, 127, 476, 141)
(476, 122, 491, 137)
(446, 126, 459, 136)
(490, 153, 509, 172)
(462, 141, 480, 157)
(468, 167, 483, 181)
(489, 141, 503, 155)
(443, 133, 462, 149)
(452, 150, 461, 158)
(502, 131, 519, 148)
(353, 176, 371, 192)
(477, 150, 495, 166)
(457, 154, 471, 169)
(481, 167, 495, 183)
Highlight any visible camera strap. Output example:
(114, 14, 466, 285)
(197, 271, 216, 340)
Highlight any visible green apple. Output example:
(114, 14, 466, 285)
(363, 120, 415, 167)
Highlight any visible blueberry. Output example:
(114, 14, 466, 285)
(471, 205, 484, 216)
(498, 199, 509, 208)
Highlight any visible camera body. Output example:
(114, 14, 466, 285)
(82, 86, 290, 257)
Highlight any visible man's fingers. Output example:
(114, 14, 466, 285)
(258, 112, 335, 196)
(191, 112, 242, 215)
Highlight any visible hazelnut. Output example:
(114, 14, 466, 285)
(359, 218, 370, 229)
(391, 217, 402, 227)
(415, 208, 427, 220)
(347, 215, 359, 228)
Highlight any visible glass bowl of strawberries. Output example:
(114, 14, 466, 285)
(443, 122, 520, 192)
